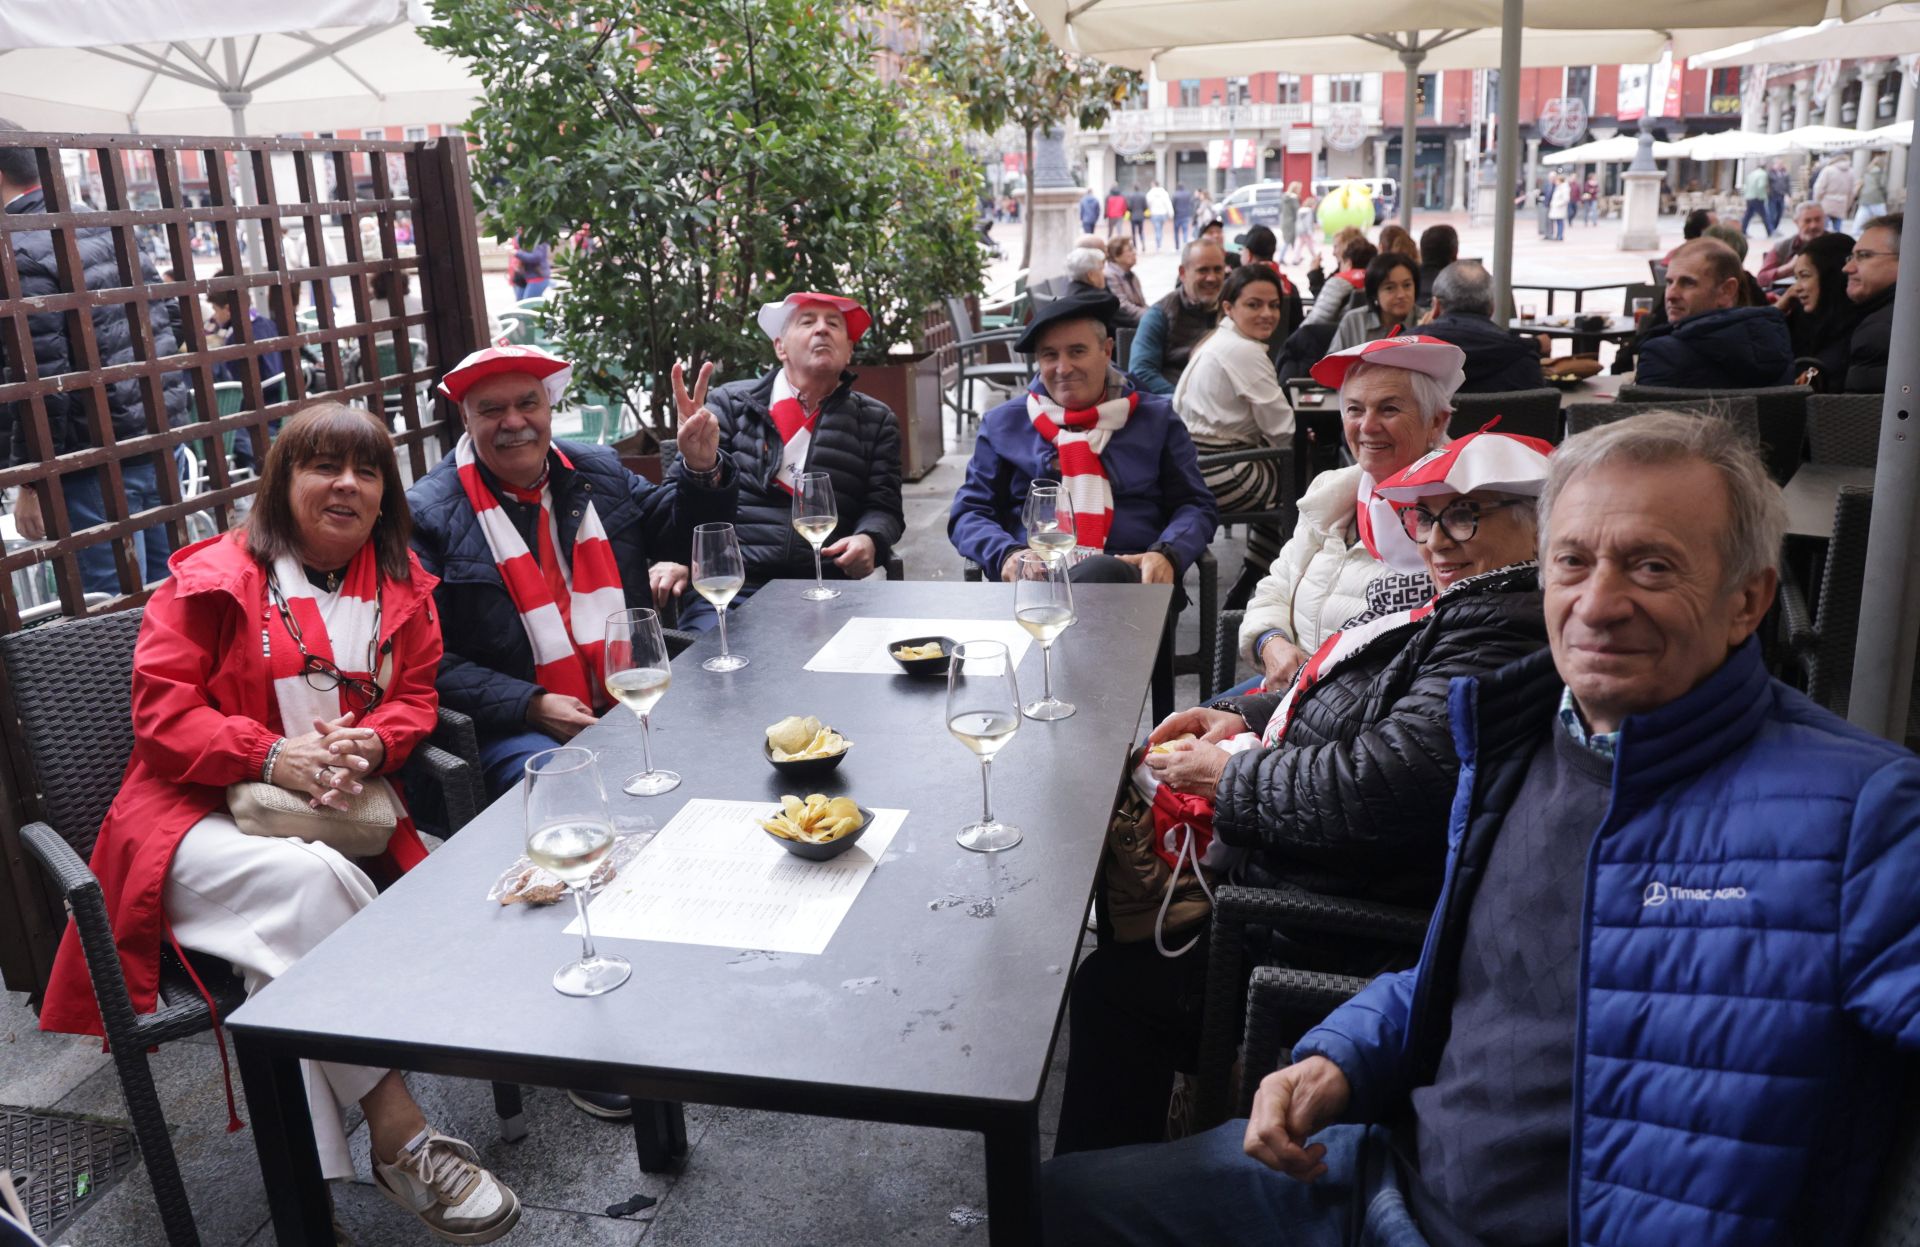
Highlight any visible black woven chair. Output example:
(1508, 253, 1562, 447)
(1615, 383, 1811, 483)
(1, 609, 500, 1246)
(1807, 393, 1883, 467)
(1564, 395, 1760, 446)
(1779, 484, 1873, 719)
(1447, 387, 1564, 443)
(1194, 882, 1429, 1130)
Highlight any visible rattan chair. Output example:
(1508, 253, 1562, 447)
(1448, 387, 1564, 444)
(1779, 484, 1873, 719)
(1564, 396, 1760, 446)
(1807, 393, 1884, 467)
(942, 296, 1028, 425)
(2, 609, 496, 1246)
(1615, 383, 1810, 483)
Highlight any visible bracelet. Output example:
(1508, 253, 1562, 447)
(262, 738, 286, 785)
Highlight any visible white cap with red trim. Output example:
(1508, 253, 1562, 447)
(1309, 334, 1466, 393)
(755, 292, 872, 344)
(1363, 428, 1554, 573)
(437, 342, 572, 406)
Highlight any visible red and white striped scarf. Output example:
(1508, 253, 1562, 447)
(1025, 374, 1138, 552)
(1261, 593, 1437, 747)
(769, 369, 820, 496)
(454, 434, 626, 710)
(266, 545, 388, 734)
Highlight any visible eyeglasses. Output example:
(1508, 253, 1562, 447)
(1846, 248, 1895, 264)
(1398, 497, 1529, 544)
(298, 652, 385, 714)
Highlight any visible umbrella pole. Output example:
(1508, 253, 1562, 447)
(1399, 43, 1422, 233)
(1846, 139, 1920, 743)
(1490, 0, 1521, 321)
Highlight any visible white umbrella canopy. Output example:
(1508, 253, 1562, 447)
(1541, 135, 1685, 165)
(1780, 122, 1888, 152)
(0, 0, 477, 135)
(1664, 129, 1790, 161)
(1868, 118, 1916, 145)
(1689, 2, 1920, 66)
(1146, 28, 1676, 78)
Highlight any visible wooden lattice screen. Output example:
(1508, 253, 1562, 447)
(0, 130, 489, 999)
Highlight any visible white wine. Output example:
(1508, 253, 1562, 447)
(605, 666, 671, 715)
(792, 515, 836, 546)
(692, 574, 744, 609)
(948, 710, 1019, 759)
(1016, 604, 1074, 644)
(527, 819, 614, 886)
(1028, 528, 1076, 557)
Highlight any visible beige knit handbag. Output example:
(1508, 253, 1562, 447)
(227, 777, 399, 858)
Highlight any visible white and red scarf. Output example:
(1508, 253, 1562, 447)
(266, 544, 389, 734)
(1025, 372, 1138, 552)
(454, 434, 626, 710)
(769, 368, 821, 496)
(1261, 592, 1437, 747)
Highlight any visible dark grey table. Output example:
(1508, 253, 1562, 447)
(228, 578, 1171, 1246)
(1783, 464, 1875, 540)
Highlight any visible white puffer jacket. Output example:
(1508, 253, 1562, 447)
(1238, 464, 1387, 666)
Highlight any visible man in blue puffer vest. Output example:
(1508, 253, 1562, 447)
(1044, 410, 1920, 1246)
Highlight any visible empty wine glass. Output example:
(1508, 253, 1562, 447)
(602, 607, 679, 795)
(1013, 551, 1075, 721)
(946, 639, 1022, 852)
(524, 747, 630, 997)
(692, 522, 748, 672)
(1022, 482, 1078, 564)
(791, 470, 840, 601)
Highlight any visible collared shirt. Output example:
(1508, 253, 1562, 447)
(1558, 686, 1618, 760)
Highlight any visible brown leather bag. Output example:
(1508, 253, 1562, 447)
(1102, 784, 1213, 952)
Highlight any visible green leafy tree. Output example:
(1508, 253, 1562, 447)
(907, 0, 1139, 266)
(425, 1, 982, 436)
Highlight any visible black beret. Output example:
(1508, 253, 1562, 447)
(1015, 285, 1121, 354)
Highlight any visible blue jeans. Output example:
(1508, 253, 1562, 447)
(522, 278, 551, 299)
(1042, 1121, 1428, 1247)
(1152, 218, 1166, 249)
(1175, 218, 1192, 249)
(478, 727, 565, 799)
(1741, 198, 1769, 236)
(63, 460, 172, 594)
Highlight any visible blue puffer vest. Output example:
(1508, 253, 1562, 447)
(1297, 638, 1920, 1245)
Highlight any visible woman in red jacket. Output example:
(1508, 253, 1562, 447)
(37, 403, 520, 1243)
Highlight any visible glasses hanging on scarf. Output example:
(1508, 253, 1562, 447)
(266, 573, 386, 715)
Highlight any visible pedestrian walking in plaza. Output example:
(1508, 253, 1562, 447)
(1127, 184, 1148, 248)
(1767, 160, 1790, 234)
(1105, 185, 1126, 238)
(1583, 175, 1600, 224)
(1814, 156, 1856, 232)
(1079, 187, 1100, 234)
(1853, 155, 1889, 233)
(1278, 181, 1301, 259)
(1146, 180, 1173, 251)
(1547, 175, 1570, 241)
(1741, 163, 1771, 237)
(1172, 183, 1195, 249)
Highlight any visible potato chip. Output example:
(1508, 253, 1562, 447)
(1148, 733, 1197, 755)
(766, 715, 821, 756)
(894, 642, 944, 660)
(765, 793, 865, 844)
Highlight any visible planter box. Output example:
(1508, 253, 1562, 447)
(851, 351, 944, 482)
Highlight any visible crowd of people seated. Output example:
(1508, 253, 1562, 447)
(13, 174, 1920, 1247)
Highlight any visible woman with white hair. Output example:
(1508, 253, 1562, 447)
(1064, 246, 1139, 328)
(1237, 337, 1463, 690)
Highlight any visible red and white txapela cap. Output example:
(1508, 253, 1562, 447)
(437, 343, 572, 405)
(1309, 334, 1466, 391)
(1366, 428, 1554, 573)
(755, 292, 872, 344)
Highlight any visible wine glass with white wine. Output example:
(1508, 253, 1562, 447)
(791, 470, 840, 601)
(602, 607, 679, 796)
(524, 746, 630, 997)
(1022, 482, 1078, 564)
(1012, 551, 1075, 721)
(691, 522, 748, 672)
(946, 639, 1022, 852)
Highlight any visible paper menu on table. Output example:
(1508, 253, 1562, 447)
(802, 616, 1034, 675)
(568, 798, 906, 955)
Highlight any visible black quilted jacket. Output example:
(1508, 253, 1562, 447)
(703, 368, 904, 584)
(1213, 562, 1547, 909)
(3, 189, 190, 464)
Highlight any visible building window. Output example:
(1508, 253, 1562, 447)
(1565, 65, 1593, 108)
(1417, 73, 1437, 119)
(404, 126, 428, 142)
(1328, 74, 1364, 104)
(1179, 79, 1200, 108)
(1229, 76, 1251, 106)
(363, 128, 385, 141)
(1709, 68, 1742, 100)
(1880, 72, 1900, 120)
(1275, 73, 1302, 105)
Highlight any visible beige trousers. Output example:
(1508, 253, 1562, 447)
(164, 813, 387, 1181)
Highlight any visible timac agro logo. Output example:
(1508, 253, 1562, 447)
(1643, 879, 1748, 907)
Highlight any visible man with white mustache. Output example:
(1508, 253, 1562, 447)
(651, 292, 906, 630)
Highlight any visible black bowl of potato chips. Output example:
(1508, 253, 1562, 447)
(889, 635, 956, 677)
(759, 793, 872, 861)
(764, 714, 850, 781)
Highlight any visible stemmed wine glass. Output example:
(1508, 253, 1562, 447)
(524, 747, 630, 997)
(691, 522, 748, 672)
(791, 470, 840, 601)
(946, 639, 1022, 852)
(1022, 482, 1078, 564)
(602, 607, 679, 796)
(1012, 551, 1076, 721)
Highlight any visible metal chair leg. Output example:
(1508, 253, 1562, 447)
(113, 1045, 202, 1246)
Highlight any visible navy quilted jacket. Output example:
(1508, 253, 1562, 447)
(1296, 638, 1920, 1245)
(407, 441, 736, 732)
(2, 189, 191, 464)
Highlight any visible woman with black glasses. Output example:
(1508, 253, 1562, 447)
(37, 402, 522, 1244)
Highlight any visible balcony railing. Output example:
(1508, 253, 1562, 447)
(1091, 104, 1381, 135)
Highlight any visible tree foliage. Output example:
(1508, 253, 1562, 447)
(902, 0, 1139, 263)
(425, 1, 982, 434)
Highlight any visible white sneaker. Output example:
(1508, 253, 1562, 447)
(372, 1127, 521, 1244)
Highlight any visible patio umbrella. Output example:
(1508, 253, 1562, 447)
(1542, 135, 1686, 165)
(1663, 129, 1790, 161)
(1777, 122, 1890, 152)
(1867, 118, 1916, 145)
(1689, 1, 1920, 67)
